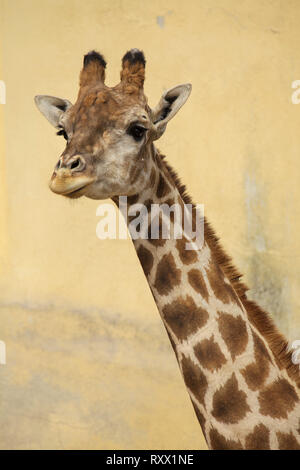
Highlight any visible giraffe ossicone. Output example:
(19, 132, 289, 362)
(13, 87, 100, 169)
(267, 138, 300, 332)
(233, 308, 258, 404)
(35, 49, 300, 450)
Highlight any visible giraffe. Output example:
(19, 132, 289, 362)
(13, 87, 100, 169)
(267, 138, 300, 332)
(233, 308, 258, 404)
(34, 49, 300, 450)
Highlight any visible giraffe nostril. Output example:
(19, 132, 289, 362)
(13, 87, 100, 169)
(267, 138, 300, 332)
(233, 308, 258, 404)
(55, 159, 61, 171)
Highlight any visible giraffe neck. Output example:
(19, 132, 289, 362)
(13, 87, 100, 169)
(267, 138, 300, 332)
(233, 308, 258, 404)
(114, 146, 300, 450)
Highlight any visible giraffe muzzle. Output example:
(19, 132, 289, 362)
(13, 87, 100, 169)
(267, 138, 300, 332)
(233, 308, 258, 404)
(49, 167, 95, 196)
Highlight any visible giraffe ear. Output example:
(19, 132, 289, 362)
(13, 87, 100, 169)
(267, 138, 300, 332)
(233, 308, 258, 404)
(34, 95, 72, 128)
(151, 84, 192, 140)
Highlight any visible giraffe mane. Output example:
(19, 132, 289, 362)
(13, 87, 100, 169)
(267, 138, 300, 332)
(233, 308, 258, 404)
(159, 151, 300, 389)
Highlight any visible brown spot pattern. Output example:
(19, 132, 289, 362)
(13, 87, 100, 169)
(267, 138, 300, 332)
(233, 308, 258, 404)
(241, 331, 271, 391)
(149, 168, 156, 188)
(176, 236, 198, 265)
(127, 194, 139, 205)
(241, 361, 269, 393)
(188, 269, 209, 301)
(129, 164, 141, 185)
(194, 336, 226, 372)
(137, 245, 154, 277)
(143, 199, 152, 214)
(212, 373, 251, 424)
(154, 253, 181, 295)
(147, 214, 167, 247)
(207, 263, 239, 304)
(245, 424, 270, 450)
(162, 295, 209, 340)
(209, 428, 243, 450)
(181, 356, 208, 406)
(252, 330, 273, 362)
(258, 378, 299, 419)
(218, 313, 248, 361)
(277, 432, 300, 450)
(156, 173, 170, 198)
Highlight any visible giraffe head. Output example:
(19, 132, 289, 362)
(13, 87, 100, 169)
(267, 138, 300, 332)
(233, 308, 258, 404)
(35, 49, 191, 200)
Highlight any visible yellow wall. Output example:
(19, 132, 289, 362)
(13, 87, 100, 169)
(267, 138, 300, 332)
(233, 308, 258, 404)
(1, 0, 300, 450)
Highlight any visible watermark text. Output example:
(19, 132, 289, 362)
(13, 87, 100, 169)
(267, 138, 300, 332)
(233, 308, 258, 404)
(0, 340, 6, 365)
(0, 80, 6, 104)
(96, 197, 204, 250)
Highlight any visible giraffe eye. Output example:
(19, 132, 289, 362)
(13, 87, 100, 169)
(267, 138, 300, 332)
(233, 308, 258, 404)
(127, 124, 147, 141)
(56, 128, 68, 140)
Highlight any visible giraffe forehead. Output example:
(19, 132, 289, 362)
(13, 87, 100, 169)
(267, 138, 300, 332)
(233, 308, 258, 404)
(68, 85, 149, 130)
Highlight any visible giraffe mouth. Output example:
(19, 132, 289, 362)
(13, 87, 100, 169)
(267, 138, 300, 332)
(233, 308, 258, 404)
(49, 175, 95, 198)
(62, 183, 91, 199)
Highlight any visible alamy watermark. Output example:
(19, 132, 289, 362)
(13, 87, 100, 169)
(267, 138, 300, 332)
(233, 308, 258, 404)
(96, 197, 205, 250)
(0, 80, 6, 104)
(290, 340, 300, 367)
(0, 340, 6, 365)
(291, 80, 300, 104)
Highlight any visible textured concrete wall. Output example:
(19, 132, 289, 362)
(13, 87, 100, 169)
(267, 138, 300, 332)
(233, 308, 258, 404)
(1, 0, 300, 450)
